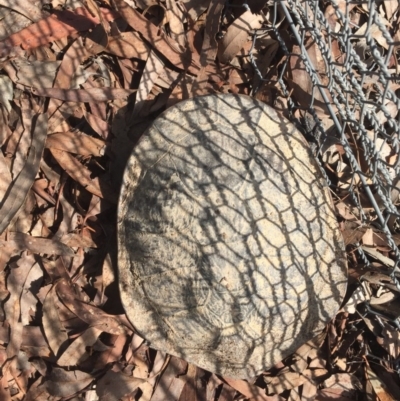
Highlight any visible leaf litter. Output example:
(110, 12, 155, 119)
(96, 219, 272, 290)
(0, 0, 399, 400)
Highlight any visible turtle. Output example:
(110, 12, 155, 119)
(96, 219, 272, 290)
(117, 94, 347, 379)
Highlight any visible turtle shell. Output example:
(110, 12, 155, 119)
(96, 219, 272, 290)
(118, 94, 347, 379)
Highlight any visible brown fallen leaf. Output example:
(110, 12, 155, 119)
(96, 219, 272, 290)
(56, 279, 127, 335)
(0, 148, 12, 202)
(1, 232, 75, 257)
(222, 377, 283, 401)
(0, 7, 119, 58)
(60, 233, 97, 249)
(113, 0, 197, 73)
(166, 0, 186, 49)
(179, 364, 207, 401)
(0, 114, 48, 235)
(46, 132, 107, 157)
(0, 0, 43, 22)
(20, 261, 43, 326)
(151, 356, 187, 401)
(42, 284, 69, 357)
(131, 50, 164, 120)
(44, 368, 94, 398)
(106, 31, 150, 60)
(366, 365, 396, 401)
(57, 326, 102, 367)
(140, 350, 169, 400)
(218, 10, 263, 64)
(30, 87, 137, 102)
(288, 43, 332, 116)
(96, 369, 145, 401)
(49, 148, 118, 204)
(5, 58, 61, 88)
(192, 0, 225, 96)
(54, 36, 90, 90)
(82, 109, 110, 139)
(4, 253, 36, 361)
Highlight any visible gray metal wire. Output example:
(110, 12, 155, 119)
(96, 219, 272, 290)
(245, 0, 400, 290)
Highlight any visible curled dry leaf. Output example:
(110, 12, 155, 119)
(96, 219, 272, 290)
(341, 285, 369, 314)
(105, 31, 150, 60)
(42, 284, 69, 357)
(151, 356, 187, 401)
(222, 377, 281, 401)
(288, 42, 332, 116)
(0, 148, 12, 202)
(2, 232, 75, 257)
(49, 148, 118, 204)
(323, 373, 362, 398)
(57, 326, 102, 367)
(56, 279, 127, 335)
(0, 75, 13, 113)
(20, 262, 43, 326)
(166, 0, 186, 48)
(0, 7, 119, 58)
(30, 87, 137, 102)
(0, 114, 48, 235)
(4, 253, 36, 361)
(9, 58, 61, 88)
(218, 10, 263, 64)
(265, 369, 328, 394)
(96, 370, 145, 401)
(131, 50, 164, 119)
(44, 368, 94, 398)
(46, 132, 106, 157)
(192, 0, 225, 96)
(60, 233, 97, 249)
(113, 0, 196, 73)
(366, 365, 396, 401)
(0, 0, 43, 22)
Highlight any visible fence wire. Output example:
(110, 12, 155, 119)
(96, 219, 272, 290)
(246, 1, 400, 298)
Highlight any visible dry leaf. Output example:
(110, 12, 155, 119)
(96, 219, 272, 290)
(46, 132, 106, 157)
(0, 7, 118, 57)
(20, 262, 43, 326)
(223, 377, 282, 400)
(57, 327, 102, 367)
(366, 365, 396, 401)
(30, 87, 137, 102)
(192, 0, 225, 95)
(218, 11, 263, 64)
(96, 369, 145, 401)
(44, 368, 94, 397)
(113, 0, 196, 73)
(0, 75, 13, 113)
(131, 50, 164, 119)
(56, 279, 127, 335)
(106, 31, 149, 60)
(49, 148, 118, 204)
(4, 253, 36, 360)
(166, 0, 186, 48)
(1, 232, 75, 256)
(0, 114, 48, 235)
(42, 284, 69, 356)
(151, 356, 187, 401)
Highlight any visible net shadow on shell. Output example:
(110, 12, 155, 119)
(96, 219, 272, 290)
(117, 94, 347, 379)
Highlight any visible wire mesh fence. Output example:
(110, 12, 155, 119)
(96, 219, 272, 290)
(236, 0, 400, 321)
